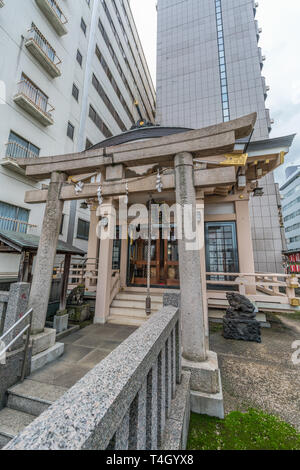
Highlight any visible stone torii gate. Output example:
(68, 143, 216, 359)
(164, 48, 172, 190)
(16, 113, 257, 416)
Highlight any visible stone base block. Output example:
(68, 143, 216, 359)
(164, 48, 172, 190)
(223, 317, 261, 343)
(190, 372, 224, 419)
(31, 328, 56, 356)
(31, 343, 64, 373)
(182, 350, 220, 394)
(53, 314, 69, 334)
(68, 304, 90, 323)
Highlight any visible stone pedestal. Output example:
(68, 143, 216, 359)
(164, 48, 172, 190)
(29, 328, 64, 373)
(182, 351, 224, 419)
(53, 312, 69, 334)
(223, 318, 261, 343)
(30, 328, 56, 356)
(68, 304, 90, 323)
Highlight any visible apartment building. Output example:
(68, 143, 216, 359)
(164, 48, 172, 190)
(0, 0, 155, 277)
(281, 166, 300, 252)
(156, 0, 285, 272)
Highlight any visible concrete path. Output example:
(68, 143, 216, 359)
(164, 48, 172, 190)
(210, 316, 300, 430)
(29, 323, 138, 389)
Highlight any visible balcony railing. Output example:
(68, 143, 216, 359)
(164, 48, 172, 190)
(35, 0, 68, 36)
(14, 78, 54, 126)
(5, 141, 39, 160)
(0, 216, 37, 234)
(0, 1, 5, 8)
(25, 24, 61, 78)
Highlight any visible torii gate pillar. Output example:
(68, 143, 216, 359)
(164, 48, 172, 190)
(174, 152, 224, 418)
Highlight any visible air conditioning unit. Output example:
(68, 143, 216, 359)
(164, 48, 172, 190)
(262, 55, 266, 61)
(258, 27, 262, 34)
(266, 85, 270, 91)
(270, 119, 275, 125)
(255, 2, 259, 7)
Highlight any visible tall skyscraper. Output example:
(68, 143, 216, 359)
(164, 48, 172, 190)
(156, 0, 285, 272)
(0, 0, 155, 277)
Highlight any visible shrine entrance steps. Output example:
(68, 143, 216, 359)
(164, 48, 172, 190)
(107, 289, 164, 326)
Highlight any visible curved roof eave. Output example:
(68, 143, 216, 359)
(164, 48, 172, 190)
(89, 126, 193, 150)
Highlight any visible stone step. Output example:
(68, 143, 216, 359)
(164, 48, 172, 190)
(0, 408, 36, 449)
(7, 379, 68, 417)
(107, 315, 147, 327)
(109, 306, 160, 318)
(116, 292, 163, 302)
(111, 299, 163, 310)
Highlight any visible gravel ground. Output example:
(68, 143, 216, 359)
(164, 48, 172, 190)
(210, 315, 300, 430)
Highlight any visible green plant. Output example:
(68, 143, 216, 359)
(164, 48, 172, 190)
(187, 409, 300, 450)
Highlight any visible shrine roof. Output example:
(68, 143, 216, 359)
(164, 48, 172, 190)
(0, 230, 85, 255)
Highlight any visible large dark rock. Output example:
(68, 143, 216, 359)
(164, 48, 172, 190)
(223, 293, 261, 343)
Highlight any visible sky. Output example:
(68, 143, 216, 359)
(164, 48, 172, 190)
(130, 0, 300, 185)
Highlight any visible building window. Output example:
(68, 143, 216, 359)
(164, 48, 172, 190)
(81, 18, 87, 36)
(215, 0, 230, 122)
(95, 44, 134, 125)
(88, 105, 113, 138)
(205, 222, 239, 277)
(72, 83, 79, 101)
(67, 121, 75, 140)
(60, 214, 65, 235)
(76, 49, 83, 67)
(0, 201, 30, 233)
(6, 131, 40, 159)
(92, 73, 126, 131)
(77, 218, 90, 240)
(99, 1, 154, 121)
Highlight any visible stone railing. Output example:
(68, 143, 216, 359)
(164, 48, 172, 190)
(5, 301, 191, 450)
(110, 270, 120, 303)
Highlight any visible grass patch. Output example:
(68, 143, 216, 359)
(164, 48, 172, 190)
(187, 409, 300, 450)
(209, 322, 223, 333)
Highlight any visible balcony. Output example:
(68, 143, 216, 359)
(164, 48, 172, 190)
(258, 47, 265, 70)
(1, 140, 40, 174)
(253, 1, 259, 16)
(266, 109, 273, 132)
(0, 1, 5, 8)
(261, 76, 269, 100)
(25, 25, 62, 78)
(13, 78, 54, 126)
(0, 216, 37, 234)
(35, 0, 68, 36)
(255, 20, 261, 42)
